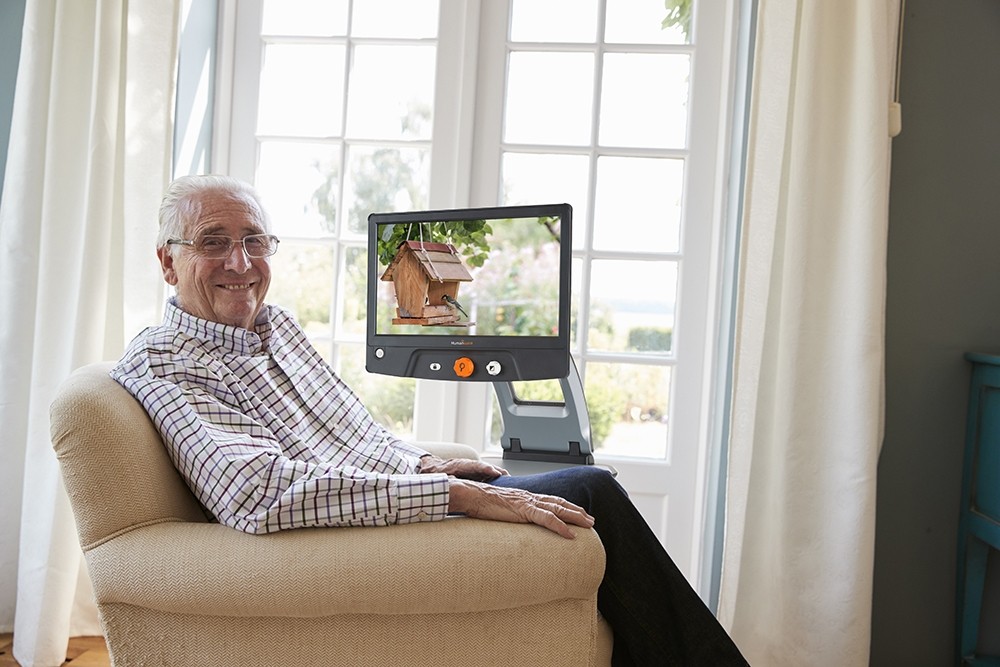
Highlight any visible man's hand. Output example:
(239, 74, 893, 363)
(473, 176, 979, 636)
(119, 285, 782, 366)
(447, 478, 595, 539)
(419, 454, 508, 482)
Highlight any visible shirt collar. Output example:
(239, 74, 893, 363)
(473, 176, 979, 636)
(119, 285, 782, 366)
(164, 297, 273, 356)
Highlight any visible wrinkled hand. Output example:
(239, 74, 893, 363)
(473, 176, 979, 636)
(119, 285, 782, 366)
(448, 479, 595, 539)
(419, 454, 508, 482)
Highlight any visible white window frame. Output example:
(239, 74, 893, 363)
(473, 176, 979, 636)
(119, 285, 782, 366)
(435, 1, 740, 472)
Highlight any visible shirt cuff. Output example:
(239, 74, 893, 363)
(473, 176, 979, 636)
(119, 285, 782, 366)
(394, 473, 450, 523)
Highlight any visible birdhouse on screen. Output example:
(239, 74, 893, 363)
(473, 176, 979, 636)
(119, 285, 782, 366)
(380, 241, 474, 326)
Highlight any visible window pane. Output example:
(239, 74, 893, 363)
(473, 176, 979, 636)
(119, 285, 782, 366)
(586, 362, 670, 458)
(505, 52, 594, 146)
(600, 53, 689, 149)
(338, 246, 368, 339)
(511, 378, 564, 402)
(338, 343, 416, 439)
(510, 0, 598, 43)
(267, 242, 335, 337)
(592, 156, 683, 253)
(258, 44, 345, 136)
(256, 140, 341, 238)
(350, 0, 439, 38)
(346, 45, 436, 141)
(605, 0, 691, 45)
(344, 144, 431, 234)
(588, 259, 676, 354)
(502, 152, 591, 244)
(262, 0, 348, 36)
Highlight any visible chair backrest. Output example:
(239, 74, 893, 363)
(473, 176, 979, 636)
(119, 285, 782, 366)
(51, 362, 207, 550)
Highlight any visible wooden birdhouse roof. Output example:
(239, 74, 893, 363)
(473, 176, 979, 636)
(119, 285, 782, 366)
(380, 241, 474, 283)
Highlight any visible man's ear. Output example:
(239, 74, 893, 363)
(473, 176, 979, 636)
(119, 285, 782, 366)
(157, 246, 179, 286)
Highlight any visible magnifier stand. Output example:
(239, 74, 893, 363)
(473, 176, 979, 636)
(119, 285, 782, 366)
(492, 358, 594, 467)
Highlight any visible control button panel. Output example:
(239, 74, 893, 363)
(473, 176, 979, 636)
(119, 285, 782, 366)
(368, 348, 566, 381)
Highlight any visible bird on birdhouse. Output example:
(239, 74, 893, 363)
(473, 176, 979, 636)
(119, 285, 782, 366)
(442, 294, 468, 319)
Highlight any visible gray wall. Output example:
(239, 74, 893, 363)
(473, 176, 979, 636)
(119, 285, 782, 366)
(872, 0, 1000, 663)
(0, 0, 26, 207)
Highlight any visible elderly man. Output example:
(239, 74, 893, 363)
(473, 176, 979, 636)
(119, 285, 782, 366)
(112, 174, 747, 666)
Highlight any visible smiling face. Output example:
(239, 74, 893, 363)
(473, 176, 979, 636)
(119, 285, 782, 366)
(158, 189, 272, 330)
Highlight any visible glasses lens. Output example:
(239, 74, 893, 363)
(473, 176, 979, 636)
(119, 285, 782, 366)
(197, 236, 234, 258)
(244, 234, 278, 257)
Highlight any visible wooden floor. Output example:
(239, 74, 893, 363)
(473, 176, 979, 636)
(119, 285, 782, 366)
(0, 634, 110, 667)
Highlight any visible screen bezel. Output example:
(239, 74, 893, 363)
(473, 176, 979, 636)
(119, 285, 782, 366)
(365, 203, 572, 381)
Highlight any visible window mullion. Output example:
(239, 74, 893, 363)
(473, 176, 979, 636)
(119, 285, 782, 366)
(412, 0, 489, 446)
(467, 0, 509, 206)
(427, 0, 481, 209)
(222, 0, 263, 181)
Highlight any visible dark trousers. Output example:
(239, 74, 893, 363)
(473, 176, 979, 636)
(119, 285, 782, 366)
(492, 467, 748, 666)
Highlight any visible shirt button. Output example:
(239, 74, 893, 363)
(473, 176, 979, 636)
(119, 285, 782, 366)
(417, 511, 429, 520)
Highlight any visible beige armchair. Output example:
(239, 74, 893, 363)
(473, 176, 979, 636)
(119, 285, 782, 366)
(51, 362, 613, 666)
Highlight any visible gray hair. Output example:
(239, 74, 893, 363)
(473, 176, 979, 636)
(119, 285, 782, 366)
(157, 174, 272, 254)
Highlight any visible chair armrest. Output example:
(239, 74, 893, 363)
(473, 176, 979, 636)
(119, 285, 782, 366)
(416, 441, 481, 460)
(85, 517, 605, 618)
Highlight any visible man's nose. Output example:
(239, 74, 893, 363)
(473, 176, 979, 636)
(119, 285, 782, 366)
(223, 241, 252, 271)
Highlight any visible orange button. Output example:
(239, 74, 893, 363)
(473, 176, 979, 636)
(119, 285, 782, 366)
(453, 357, 474, 378)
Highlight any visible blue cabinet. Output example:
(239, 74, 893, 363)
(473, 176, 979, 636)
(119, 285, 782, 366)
(957, 353, 1000, 666)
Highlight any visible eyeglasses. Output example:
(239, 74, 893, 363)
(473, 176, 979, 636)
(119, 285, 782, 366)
(167, 234, 280, 259)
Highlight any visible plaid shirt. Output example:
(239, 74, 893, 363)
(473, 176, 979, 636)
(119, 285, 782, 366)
(111, 299, 450, 534)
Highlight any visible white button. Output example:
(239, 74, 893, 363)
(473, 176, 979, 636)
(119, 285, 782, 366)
(430, 362, 441, 371)
(486, 360, 502, 376)
(374, 348, 385, 359)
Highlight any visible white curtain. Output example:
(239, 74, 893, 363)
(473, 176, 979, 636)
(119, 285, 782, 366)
(0, 1, 178, 665)
(718, 1, 901, 665)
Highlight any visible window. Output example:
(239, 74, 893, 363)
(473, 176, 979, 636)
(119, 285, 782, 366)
(476, 1, 694, 458)
(215, 0, 740, 584)
(220, 0, 446, 438)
